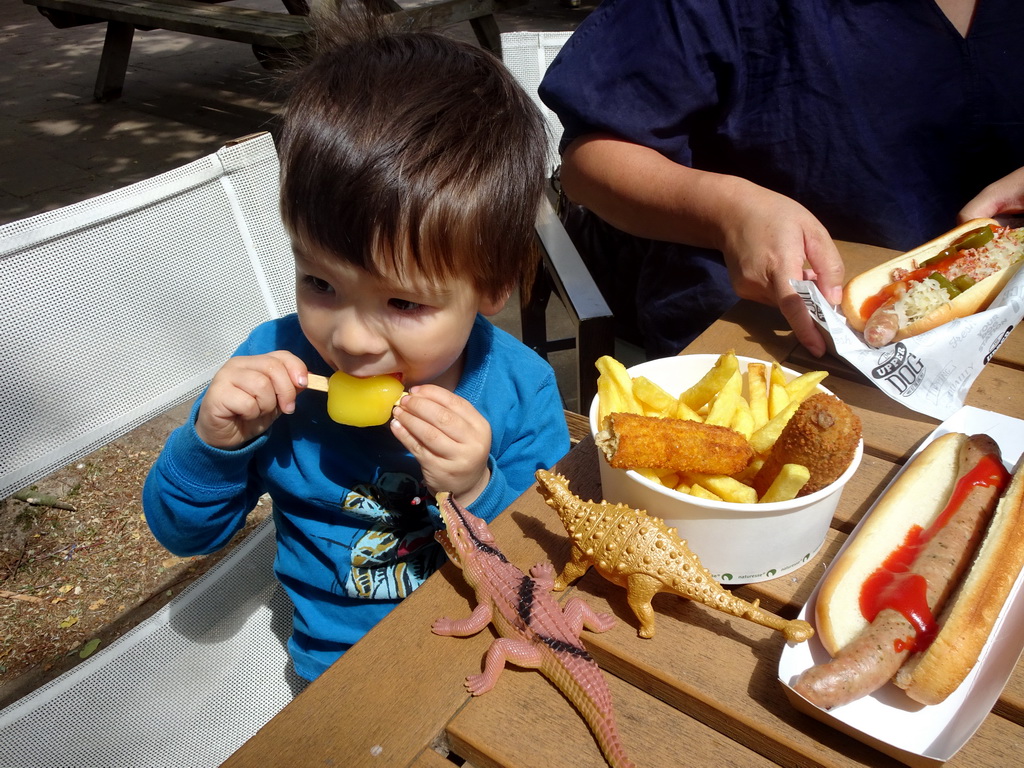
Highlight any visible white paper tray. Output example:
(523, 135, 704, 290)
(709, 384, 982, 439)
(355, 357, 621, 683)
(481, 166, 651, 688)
(778, 406, 1024, 767)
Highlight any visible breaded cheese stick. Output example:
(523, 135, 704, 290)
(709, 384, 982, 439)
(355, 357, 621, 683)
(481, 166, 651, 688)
(596, 412, 753, 476)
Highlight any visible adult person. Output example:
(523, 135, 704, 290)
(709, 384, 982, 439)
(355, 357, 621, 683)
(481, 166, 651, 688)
(539, 0, 1024, 357)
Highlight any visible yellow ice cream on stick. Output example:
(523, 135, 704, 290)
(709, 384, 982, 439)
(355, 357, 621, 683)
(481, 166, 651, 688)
(306, 371, 405, 427)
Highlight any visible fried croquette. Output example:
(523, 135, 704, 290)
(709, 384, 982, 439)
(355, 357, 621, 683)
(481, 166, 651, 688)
(752, 393, 862, 497)
(596, 412, 753, 476)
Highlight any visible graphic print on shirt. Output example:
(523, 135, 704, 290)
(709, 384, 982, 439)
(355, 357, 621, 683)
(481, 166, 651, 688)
(340, 471, 445, 600)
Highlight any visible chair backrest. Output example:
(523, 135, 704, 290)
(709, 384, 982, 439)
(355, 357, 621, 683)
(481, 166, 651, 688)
(0, 133, 305, 767)
(500, 30, 614, 413)
(0, 132, 296, 500)
(499, 30, 573, 177)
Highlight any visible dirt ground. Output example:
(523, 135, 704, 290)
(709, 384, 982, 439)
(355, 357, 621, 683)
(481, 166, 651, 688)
(0, 402, 270, 709)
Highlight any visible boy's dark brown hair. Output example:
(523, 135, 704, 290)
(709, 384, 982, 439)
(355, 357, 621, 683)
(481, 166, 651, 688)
(278, 4, 547, 304)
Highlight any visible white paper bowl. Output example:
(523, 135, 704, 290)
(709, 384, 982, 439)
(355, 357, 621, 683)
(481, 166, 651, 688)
(589, 355, 863, 585)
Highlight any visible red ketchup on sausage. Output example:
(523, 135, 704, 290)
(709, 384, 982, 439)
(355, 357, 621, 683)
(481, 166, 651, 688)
(859, 454, 1011, 653)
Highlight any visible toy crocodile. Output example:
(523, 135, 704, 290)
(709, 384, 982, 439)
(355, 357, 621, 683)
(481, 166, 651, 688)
(432, 491, 635, 768)
(535, 469, 814, 643)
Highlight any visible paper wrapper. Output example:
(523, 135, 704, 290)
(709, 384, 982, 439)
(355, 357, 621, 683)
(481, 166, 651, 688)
(793, 266, 1024, 420)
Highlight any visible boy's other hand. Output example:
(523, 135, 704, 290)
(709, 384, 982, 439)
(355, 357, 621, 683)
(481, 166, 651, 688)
(195, 351, 308, 449)
(390, 385, 491, 505)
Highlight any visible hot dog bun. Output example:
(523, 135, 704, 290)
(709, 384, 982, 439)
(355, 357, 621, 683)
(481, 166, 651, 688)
(814, 433, 965, 656)
(814, 431, 1024, 705)
(841, 218, 1021, 341)
(895, 454, 1024, 704)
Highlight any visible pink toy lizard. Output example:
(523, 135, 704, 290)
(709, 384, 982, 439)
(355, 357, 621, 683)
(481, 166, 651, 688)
(432, 491, 635, 768)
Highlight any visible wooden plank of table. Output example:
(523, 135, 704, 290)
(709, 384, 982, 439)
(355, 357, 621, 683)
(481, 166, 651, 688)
(222, 563, 486, 767)
(409, 747, 462, 768)
(579, 597, 903, 767)
(445, 659, 777, 767)
(996, 672, 1024, 724)
(827, 451, 901, 532)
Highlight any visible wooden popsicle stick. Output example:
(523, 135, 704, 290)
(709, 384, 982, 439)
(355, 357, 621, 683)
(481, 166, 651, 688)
(305, 373, 407, 397)
(306, 373, 330, 392)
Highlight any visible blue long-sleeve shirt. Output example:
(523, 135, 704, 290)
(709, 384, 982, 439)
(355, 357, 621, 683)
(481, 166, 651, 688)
(144, 313, 570, 680)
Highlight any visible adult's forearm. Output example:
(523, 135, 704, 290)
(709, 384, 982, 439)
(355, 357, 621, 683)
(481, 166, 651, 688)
(559, 133, 848, 358)
(560, 134, 756, 251)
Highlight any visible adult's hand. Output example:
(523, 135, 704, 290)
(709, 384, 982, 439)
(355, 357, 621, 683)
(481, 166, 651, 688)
(959, 166, 1024, 221)
(718, 184, 845, 357)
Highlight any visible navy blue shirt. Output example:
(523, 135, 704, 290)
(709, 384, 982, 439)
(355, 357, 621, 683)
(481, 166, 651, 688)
(540, 0, 1024, 354)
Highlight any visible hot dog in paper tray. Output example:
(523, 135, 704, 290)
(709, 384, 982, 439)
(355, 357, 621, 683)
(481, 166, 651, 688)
(795, 219, 1024, 420)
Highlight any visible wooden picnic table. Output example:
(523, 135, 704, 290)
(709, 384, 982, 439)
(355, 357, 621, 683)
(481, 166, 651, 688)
(24, 0, 524, 100)
(223, 240, 1024, 768)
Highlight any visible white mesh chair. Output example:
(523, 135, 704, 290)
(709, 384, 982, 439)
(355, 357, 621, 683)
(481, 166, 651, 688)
(0, 131, 295, 500)
(501, 31, 613, 412)
(500, 30, 572, 176)
(0, 132, 304, 768)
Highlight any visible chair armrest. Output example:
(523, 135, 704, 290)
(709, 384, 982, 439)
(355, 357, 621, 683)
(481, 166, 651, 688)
(532, 196, 614, 411)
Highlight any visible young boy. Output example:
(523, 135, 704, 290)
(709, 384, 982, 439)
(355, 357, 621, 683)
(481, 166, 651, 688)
(143, 15, 570, 682)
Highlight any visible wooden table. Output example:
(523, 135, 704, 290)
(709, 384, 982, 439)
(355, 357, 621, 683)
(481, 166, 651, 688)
(224, 241, 1024, 768)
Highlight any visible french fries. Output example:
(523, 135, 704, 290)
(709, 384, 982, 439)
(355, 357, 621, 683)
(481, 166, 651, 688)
(759, 463, 811, 504)
(785, 370, 829, 404)
(768, 363, 791, 418)
(749, 399, 801, 456)
(594, 352, 829, 504)
(596, 356, 642, 426)
(683, 472, 759, 504)
(632, 376, 679, 418)
(678, 352, 739, 411)
(746, 362, 769, 430)
(704, 369, 742, 427)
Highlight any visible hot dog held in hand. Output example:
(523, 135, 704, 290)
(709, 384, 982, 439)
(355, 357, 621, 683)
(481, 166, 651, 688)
(791, 432, 1024, 710)
(842, 220, 1024, 348)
